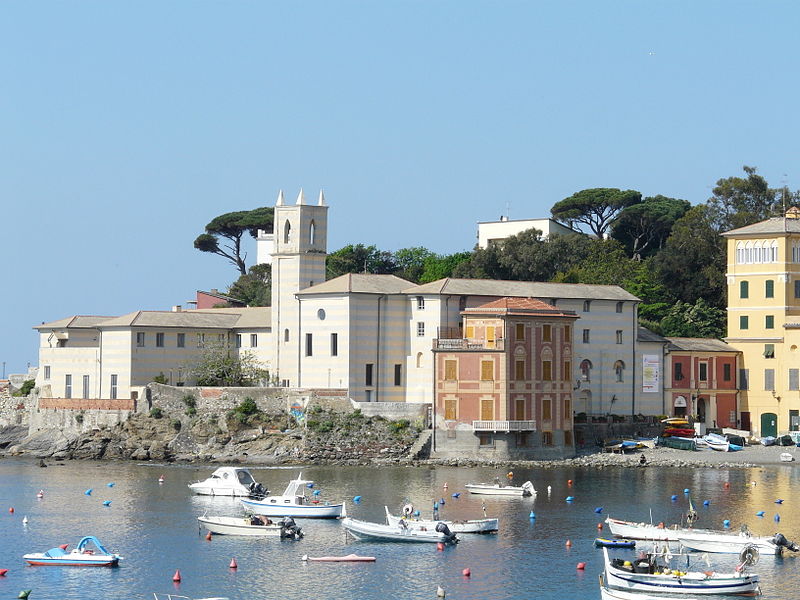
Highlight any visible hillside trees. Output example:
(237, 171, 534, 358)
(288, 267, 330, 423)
(610, 195, 691, 260)
(551, 188, 642, 237)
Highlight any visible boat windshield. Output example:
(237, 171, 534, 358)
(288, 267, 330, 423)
(237, 470, 256, 486)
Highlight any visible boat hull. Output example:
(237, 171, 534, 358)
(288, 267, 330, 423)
(198, 516, 294, 537)
(464, 481, 535, 497)
(677, 533, 780, 555)
(385, 508, 498, 534)
(240, 498, 343, 518)
(23, 554, 119, 567)
(342, 517, 457, 543)
(304, 554, 376, 562)
(605, 518, 680, 541)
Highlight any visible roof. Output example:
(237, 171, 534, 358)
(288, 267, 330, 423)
(464, 297, 576, 318)
(638, 326, 668, 344)
(35, 315, 116, 330)
(722, 217, 800, 237)
(35, 308, 271, 331)
(196, 289, 246, 306)
(666, 337, 738, 353)
(297, 273, 412, 295)
(406, 278, 640, 301)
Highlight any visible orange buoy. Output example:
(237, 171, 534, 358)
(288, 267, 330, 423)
(436, 542, 445, 551)
(566, 539, 572, 547)
(567, 479, 573, 486)
(8, 508, 13, 514)
(205, 531, 212, 541)
(229, 557, 238, 569)
(172, 569, 181, 582)
(724, 482, 730, 489)
(462, 568, 471, 577)
(597, 523, 603, 530)
(577, 562, 586, 570)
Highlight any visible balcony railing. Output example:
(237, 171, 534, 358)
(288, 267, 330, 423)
(433, 338, 505, 351)
(472, 420, 537, 432)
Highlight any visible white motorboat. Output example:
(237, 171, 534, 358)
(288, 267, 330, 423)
(599, 575, 707, 600)
(606, 517, 708, 542)
(153, 595, 229, 600)
(465, 480, 535, 497)
(342, 517, 458, 544)
(602, 547, 760, 595)
(198, 515, 303, 538)
(240, 473, 344, 518)
(188, 467, 267, 498)
(678, 530, 798, 556)
(384, 505, 498, 534)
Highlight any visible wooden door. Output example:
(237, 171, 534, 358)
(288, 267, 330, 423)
(515, 399, 525, 420)
(444, 399, 457, 420)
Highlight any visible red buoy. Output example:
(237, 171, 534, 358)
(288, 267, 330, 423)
(172, 569, 181, 582)
(724, 482, 730, 489)
(436, 542, 445, 551)
(229, 558, 238, 569)
(567, 479, 573, 486)
(8, 508, 13, 514)
(0, 569, 8, 576)
(597, 523, 603, 530)
(462, 568, 471, 577)
(565, 539, 572, 547)
(205, 531, 212, 541)
(59, 544, 69, 550)
(577, 562, 586, 570)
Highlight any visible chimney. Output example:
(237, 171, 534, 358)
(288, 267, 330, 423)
(172, 305, 182, 312)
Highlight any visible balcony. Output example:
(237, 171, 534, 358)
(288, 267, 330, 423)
(472, 420, 537, 432)
(433, 338, 505, 351)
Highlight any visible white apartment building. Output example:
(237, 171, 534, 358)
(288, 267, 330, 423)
(477, 217, 576, 249)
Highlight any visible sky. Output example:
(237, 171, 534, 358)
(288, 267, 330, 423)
(2, 0, 799, 376)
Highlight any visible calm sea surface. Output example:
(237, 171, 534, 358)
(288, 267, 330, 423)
(1, 458, 799, 599)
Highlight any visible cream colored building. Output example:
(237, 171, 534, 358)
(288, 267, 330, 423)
(477, 217, 576, 249)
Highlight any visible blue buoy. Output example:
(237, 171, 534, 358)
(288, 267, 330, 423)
(529, 511, 536, 519)
(756, 511, 765, 517)
(306, 483, 314, 488)
(775, 499, 784, 504)
(703, 500, 710, 506)
(102, 500, 111, 506)
(84, 489, 92, 496)
(106, 483, 115, 488)
(723, 519, 730, 528)
(312, 489, 321, 496)
(566, 496, 574, 502)
(671, 495, 678, 501)
(413, 510, 420, 517)
(452, 493, 460, 498)
(775, 514, 781, 522)
(683, 488, 690, 494)
(353, 496, 362, 503)
(594, 507, 603, 514)
(439, 498, 445, 505)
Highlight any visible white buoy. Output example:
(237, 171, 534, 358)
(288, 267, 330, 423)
(22, 516, 29, 525)
(547, 485, 552, 495)
(436, 586, 446, 598)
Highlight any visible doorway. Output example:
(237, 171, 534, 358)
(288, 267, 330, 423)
(761, 412, 778, 438)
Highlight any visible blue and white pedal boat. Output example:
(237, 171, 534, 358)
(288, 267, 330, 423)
(23, 536, 122, 567)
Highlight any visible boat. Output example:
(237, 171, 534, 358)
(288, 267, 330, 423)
(657, 436, 696, 451)
(198, 515, 303, 538)
(599, 574, 709, 600)
(342, 517, 458, 544)
(23, 536, 122, 567)
(464, 480, 535, 497)
(678, 530, 798, 556)
(385, 505, 499, 534)
(301, 554, 376, 562)
(780, 452, 795, 462)
(703, 433, 742, 452)
(240, 473, 344, 518)
(595, 538, 636, 549)
(605, 518, 700, 542)
(188, 467, 267, 498)
(153, 595, 229, 600)
(602, 546, 760, 595)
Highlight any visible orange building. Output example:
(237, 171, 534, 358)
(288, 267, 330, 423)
(433, 297, 578, 459)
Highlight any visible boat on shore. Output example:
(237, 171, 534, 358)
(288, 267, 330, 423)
(23, 536, 122, 567)
(342, 517, 458, 544)
(198, 515, 303, 538)
(465, 480, 535, 497)
(188, 467, 267, 498)
(240, 474, 344, 518)
(385, 505, 498, 534)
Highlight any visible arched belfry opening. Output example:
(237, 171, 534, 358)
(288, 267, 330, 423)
(283, 219, 292, 244)
(309, 220, 316, 245)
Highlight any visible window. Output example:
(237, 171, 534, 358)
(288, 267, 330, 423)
(542, 360, 552, 381)
(516, 432, 529, 447)
(583, 300, 591, 312)
(542, 431, 553, 446)
(65, 374, 72, 399)
(465, 325, 474, 339)
(416, 352, 423, 368)
(515, 360, 525, 380)
(723, 363, 732, 381)
(305, 333, 313, 357)
(110, 374, 118, 399)
(417, 322, 425, 337)
(699, 362, 708, 382)
(563, 360, 571, 381)
(394, 364, 402, 386)
(515, 323, 524, 341)
(480, 360, 494, 381)
(486, 326, 496, 348)
(218, 333, 225, 342)
(177, 333, 185, 348)
(740, 315, 749, 330)
(614, 360, 625, 382)
(740, 368, 749, 390)
(251, 334, 258, 347)
(582, 329, 590, 343)
(795, 280, 800, 299)
(283, 219, 291, 244)
(444, 398, 457, 420)
(136, 332, 145, 347)
(543, 325, 551, 342)
(82, 375, 90, 399)
(235, 334, 242, 348)
(764, 344, 775, 359)
(564, 397, 571, 419)
(309, 220, 315, 245)
(445, 360, 457, 380)
(580, 359, 592, 381)
(284, 329, 289, 342)
(790, 369, 800, 391)
(365, 363, 374, 386)
(564, 430, 573, 446)
(616, 301, 623, 313)
(565, 325, 571, 340)
(766, 315, 775, 329)
(765, 368, 775, 391)
(197, 333, 205, 348)
(416, 296, 425, 310)
(766, 280, 774, 298)
(616, 330, 623, 344)
(156, 332, 164, 348)
(317, 308, 326, 320)
(478, 434, 493, 447)
(330, 333, 338, 356)
(44, 366, 50, 380)
(740, 280, 749, 299)
(674, 362, 684, 381)
(542, 398, 552, 420)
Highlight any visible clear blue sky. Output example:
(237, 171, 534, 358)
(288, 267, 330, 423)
(2, 1, 798, 375)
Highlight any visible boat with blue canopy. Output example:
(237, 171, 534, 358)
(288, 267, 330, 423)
(23, 536, 122, 567)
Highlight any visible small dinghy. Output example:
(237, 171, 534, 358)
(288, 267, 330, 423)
(595, 538, 636, 549)
(301, 554, 376, 562)
(342, 517, 458, 544)
(24, 536, 121, 567)
(385, 505, 498, 534)
(780, 452, 795, 462)
(198, 515, 303, 538)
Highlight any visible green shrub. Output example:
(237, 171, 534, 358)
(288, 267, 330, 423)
(234, 397, 259, 416)
(171, 418, 182, 431)
(153, 372, 168, 384)
(307, 419, 334, 433)
(183, 394, 197, 416)
(389, 419, 410, 434)
(150, 407, 163, 419)
(13, 379, 35, 397)
(75, 411, 84, 424)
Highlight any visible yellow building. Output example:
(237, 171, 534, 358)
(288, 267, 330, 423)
(723, 207, 800, 437)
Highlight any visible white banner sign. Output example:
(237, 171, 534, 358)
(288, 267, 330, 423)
(642, 354, 661, 393)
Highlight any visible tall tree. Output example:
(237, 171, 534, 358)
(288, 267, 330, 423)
(707, 166, 780, 232)
(551, 188, 642, 238)
(227, 263, 271, 306)
(326, 244, 396, 279)
(419, 252, 472, 283)
(194, 207, 274, 275)
(393, 247, 436, 283)
(660, 299, 726, 338)
(611, 195, 691, 260)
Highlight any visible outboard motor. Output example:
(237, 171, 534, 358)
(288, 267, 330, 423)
(435, 522, 457, 543)
(282, 517, 303, 540)
(772, 533, 799, 552)
(249, 482, 267, 499)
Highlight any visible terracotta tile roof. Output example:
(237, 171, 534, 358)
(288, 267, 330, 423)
(464, 297, 576, 317)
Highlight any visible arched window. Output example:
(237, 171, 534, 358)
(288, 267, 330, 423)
(614, 360, 625, 382)
(309, 220, 316, 245)
(579, 359, 592, 382)
(284, 328, 290, 342)
(736, 242, 745, 264)
(745, 241, 752, 264)
(740, 280, 749, 299)
(771, 240, 778, 263)
(416, 352, 423, 368)
(754, 241, 763, 264)
(283, 220, 292, 244)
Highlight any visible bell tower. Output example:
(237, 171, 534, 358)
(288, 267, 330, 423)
(270, 189, 328, 386)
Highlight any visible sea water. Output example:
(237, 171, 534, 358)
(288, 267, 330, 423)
(0, 458, 799, 599)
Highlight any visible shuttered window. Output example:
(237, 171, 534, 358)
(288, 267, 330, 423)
(790, 369, 799, 391)
(765, 369, 775, 391)
(445, 360, 457, 380)
(480, 360, 494, 381)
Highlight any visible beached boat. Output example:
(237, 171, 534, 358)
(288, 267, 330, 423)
(385, 505, 498, 534)
(342, 517, 458, 544)
(780, 452, 794, 462)
(301, 554, 376, 562)
(240, 473, 344, 518)
(678, 530, 798, 555)
(465, 480, 535, 497)
(657, 436, 696, 451)
(703, 433, 743, 452)
(602, 547, 760, 595)
(23, 536, 121, 567)
(198, 515, 303, 538)
(188, 467, 267, 498)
